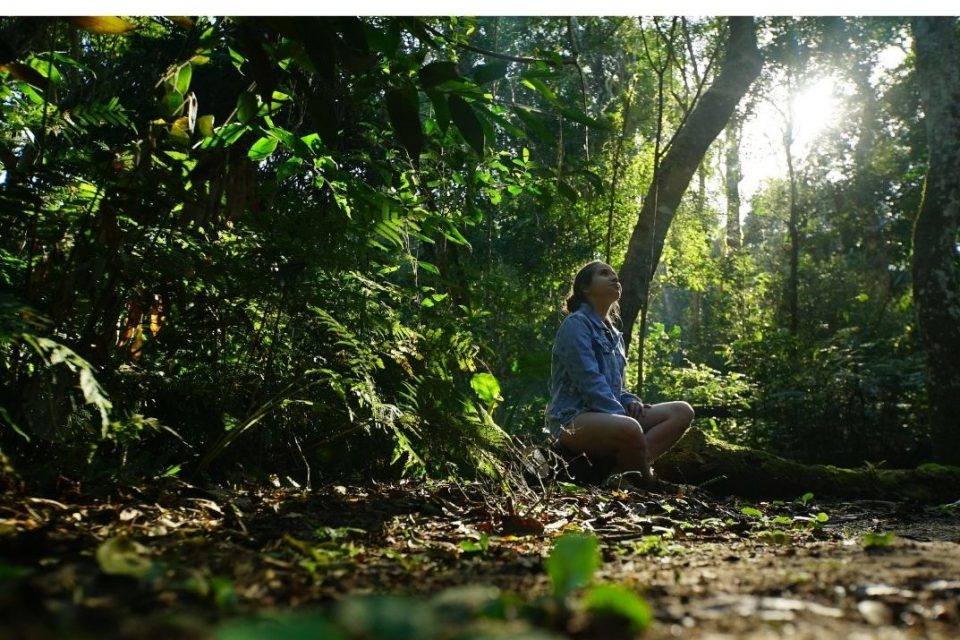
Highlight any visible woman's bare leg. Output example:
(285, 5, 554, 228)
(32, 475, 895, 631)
(637, 401, 695, 461)
(558, 412, 652, 479)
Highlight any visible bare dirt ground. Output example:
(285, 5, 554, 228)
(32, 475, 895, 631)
(1, 478, 958, 639)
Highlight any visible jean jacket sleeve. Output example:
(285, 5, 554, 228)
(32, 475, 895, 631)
(555, 315, 626, 415)
(617, 332, 641, 407)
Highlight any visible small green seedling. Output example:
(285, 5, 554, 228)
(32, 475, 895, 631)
(863, 531, 896, 550)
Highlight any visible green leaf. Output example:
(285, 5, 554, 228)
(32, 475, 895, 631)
(583, 585, 653, 633)
(162, 90, 184, 118)
(547, 533, 600, 601)
(512, 105, 554, 145)
(237, 91, 258, 125)
(863, 531, 895, 550)
(277, 157, 303, 182)
(418, 261, 440, 275)
(175, 63, 192, 94)
(27, 56, 63, 85)
(248, 136, 279, 161)
(741, 506, 763, 518)
(0, 406, 29, 442)
(386, 88, 423, 162)
(557, 181, 579, 203)
(470, 372, 501, 404)
(96, 536, 152, 578)
(418, 60, 460, 88)
(472, 60, 508, 84)
(426, 89, 450, 133)
(448, 95, 484, 156)
(197, 114, 215, 138)
(558, 105, 612, 130)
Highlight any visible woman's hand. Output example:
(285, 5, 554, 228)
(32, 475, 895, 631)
(626, 401, 652, 421)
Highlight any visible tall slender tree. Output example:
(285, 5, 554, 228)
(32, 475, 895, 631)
(910, 17, 960, 464)
(619, 16, 762, 351)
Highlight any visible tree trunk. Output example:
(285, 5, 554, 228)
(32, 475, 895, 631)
(910, 17, 960, 465)
(785, 120, 800, 337)
(656, 428, 960, 502)
(724, 117, 743, 252)
(619, 17, 762, 348)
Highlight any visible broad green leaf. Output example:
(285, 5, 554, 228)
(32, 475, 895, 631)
(277, 157, 303, 182)
(418, 60, 460, 88)
(448, 95, 484, 156)
(557, 181, 579, 203)
(472, 60, 508, 85)
(237, 91, 258, 125)
(512, 106, 554, 145)
(248, 136, 279, 161)
(426, 90, 450, 133)
(96, 536, 152, 578)
(0, 62, 45, 87)
(547, 533, 600, 600)
(558, 105, 612, 130)
(521, 77, 557, 103)
(175, 63, 192, 95)
(863, 531, 895, 550)
(69, 17, 137, 35)
(470, 372, 501, 404)
(197, 114, 215, 138)
(583, 585, 653, 633)
(386, 88, 422, 162)
(27, 56, 63, 85)
(162, 90, 184, 118)
(169, 116, 193, 146)
(741, 506, 763, 518)
(418, 261, 440, 275)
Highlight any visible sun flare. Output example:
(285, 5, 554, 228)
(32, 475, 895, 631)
(789, 77, 841, 153)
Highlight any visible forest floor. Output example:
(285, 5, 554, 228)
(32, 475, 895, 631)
(1, 476, 959, 639)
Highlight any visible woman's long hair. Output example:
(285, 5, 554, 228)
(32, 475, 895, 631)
(563, 260, 621, 324)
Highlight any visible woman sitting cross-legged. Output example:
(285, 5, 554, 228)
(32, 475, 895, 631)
(545, 260, 694, 486)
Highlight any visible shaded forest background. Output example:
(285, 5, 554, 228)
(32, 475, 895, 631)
(1, 15, 958, 491)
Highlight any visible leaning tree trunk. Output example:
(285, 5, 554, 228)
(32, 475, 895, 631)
(619, 17, 763, 348)
(910, 17, 960, 465)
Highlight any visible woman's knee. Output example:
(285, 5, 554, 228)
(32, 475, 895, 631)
(614, 416, 646, 449)
(676, 401, 695, 424)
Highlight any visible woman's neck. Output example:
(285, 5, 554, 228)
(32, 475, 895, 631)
(586, 298, 611, 321)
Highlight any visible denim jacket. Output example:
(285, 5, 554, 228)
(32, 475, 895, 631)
(544, 302, 641, 437)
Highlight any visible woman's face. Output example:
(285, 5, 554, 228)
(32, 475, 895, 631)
(583, 263, 621, 304)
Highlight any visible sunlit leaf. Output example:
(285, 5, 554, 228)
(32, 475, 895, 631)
(162, 90, 184, 118)
(449, 95, 484, 156)
(69, 17, 137, 35)
(167, 16, 195, 29)
(248, 136, 279, 161)
(175, 63, 192, 95)
(583, 585, 653, 632)
(547, 533, 600, 600)
(169, 116, 192, 146)
(197, 114, 215, 138)
(741, 506, 763, 518)
(96, 536, 152, 578)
